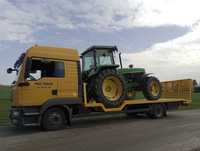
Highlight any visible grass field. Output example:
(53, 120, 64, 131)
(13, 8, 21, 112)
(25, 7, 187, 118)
(0, 85, 11, 125)
(0, 85, 11, 99)
(188, 93, 200, 109)
(0, 86, 200, 125)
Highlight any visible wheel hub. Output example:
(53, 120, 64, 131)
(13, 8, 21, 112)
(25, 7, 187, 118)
(102, 76, 123, 101)
(48, 113, 62, 125)
(150, 81, 160, 96)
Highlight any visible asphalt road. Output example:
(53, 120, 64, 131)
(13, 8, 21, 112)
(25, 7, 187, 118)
(0, 110, 200, 151)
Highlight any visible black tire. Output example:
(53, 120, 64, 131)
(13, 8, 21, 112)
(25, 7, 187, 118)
(147, 104, 166, 119)
(91, 69, 126, 108)
(143, 76, 162, 100)
(41, 107, 66, 131)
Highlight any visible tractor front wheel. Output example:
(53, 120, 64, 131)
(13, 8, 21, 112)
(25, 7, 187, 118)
(143, 76, 162, 100)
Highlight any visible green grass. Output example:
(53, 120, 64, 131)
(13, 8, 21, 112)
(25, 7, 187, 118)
(0, 100, 11, 125)
(0, 86, 11, 125)
(0, 85, 11, 99)
(187, 93, 200, 109)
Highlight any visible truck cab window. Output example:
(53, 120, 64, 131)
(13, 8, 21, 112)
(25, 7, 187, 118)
(27, 59, 65, 80)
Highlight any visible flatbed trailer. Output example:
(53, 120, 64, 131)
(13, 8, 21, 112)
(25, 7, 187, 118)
(83, 79, 192, 114)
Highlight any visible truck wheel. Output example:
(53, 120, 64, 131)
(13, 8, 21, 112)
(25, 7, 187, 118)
(148, 104, 166, 119)
(41, 107, 66, 131)
(93, 69, 126, 108)
(143, 76, 162, 100)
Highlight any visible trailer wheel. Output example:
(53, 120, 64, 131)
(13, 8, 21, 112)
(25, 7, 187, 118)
(143, 76, 162, 100)
(148, 104, 166, 119)
(41, 107, 66, 131)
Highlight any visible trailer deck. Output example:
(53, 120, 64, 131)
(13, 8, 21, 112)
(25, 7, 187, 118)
(83, 79, 193, 112)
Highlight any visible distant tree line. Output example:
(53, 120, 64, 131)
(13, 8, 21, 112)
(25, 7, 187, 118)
(193, 80, 200, 93)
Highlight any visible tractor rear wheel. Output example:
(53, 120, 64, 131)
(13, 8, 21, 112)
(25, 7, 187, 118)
(143, 76, 162, 100)
(92, 69, 126, 108)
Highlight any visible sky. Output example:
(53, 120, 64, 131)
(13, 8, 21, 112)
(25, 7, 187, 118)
(0, 0, 200, 85)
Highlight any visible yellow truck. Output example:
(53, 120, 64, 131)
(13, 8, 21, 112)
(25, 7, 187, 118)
(7, 45, 193, 130)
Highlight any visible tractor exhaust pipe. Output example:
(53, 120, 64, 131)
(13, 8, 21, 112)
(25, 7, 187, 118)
(119, 52, 123, 68)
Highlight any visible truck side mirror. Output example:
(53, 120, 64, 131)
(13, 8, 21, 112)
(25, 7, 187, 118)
(7, 68, 13, 74)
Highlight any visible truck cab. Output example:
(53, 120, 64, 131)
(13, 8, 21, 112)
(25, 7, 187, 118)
(8, 46, 82, 129)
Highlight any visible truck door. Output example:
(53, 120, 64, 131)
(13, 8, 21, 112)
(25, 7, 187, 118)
(57, 61, 78, 98)
(20, 58, 65, 106)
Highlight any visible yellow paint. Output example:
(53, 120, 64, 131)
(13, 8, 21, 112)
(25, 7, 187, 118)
(102, 76, 123, 101)
(12, 46, 79, 107)
(150, 80, 160, 96)
(27, 45, 79, 61)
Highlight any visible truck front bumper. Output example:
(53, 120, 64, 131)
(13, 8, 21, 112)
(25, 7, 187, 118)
(10, 107, 40, 127)
(10, 108, 23, 127)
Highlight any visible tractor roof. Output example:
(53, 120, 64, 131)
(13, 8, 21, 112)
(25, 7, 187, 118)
(81, 45, 118, 56)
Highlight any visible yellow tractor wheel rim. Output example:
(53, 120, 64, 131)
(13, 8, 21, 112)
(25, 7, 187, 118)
(102, 76, 123, 101)
(150, 81, 160, 96)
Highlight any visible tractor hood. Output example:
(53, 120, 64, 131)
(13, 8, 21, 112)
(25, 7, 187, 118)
(118, 68, 145, 74)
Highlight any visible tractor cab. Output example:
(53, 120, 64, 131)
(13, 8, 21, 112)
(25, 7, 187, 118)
(81, 45, 120, 72)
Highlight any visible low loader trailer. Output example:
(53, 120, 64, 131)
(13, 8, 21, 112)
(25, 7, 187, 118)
(7, 45, 193, 130)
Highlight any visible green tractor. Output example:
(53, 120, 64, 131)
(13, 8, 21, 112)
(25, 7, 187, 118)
(81, 46, 162, 108)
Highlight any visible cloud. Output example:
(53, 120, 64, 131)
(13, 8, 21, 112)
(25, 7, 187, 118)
(1, 0, 200, 43)
(132, 0, 200, 27)
(1, 0, 200, 84)
(123, 23, 200, 82)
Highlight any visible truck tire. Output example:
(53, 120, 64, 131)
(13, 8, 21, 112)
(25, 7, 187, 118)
(41, 107, 66, 131)
(92, 69, 126, 108)
(147, 104, 166, 119)
(143, 76, 162, 100)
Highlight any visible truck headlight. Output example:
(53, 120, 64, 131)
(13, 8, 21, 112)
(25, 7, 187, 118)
(12, 111, 20, 117)
(12, 119, 18, 124)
